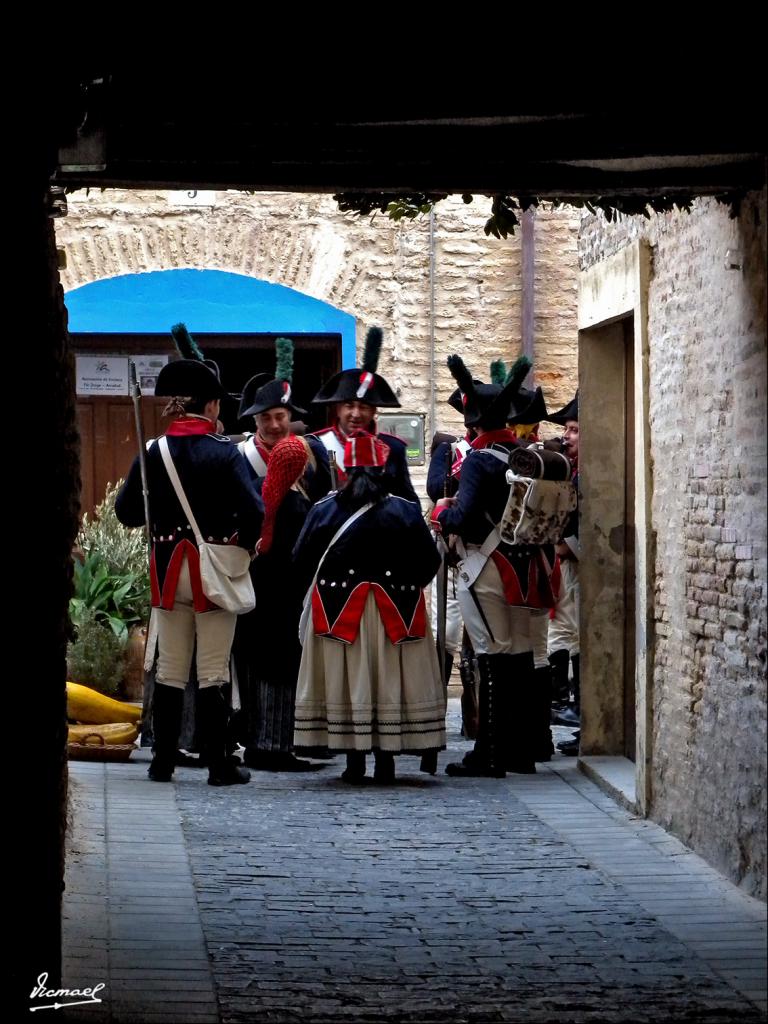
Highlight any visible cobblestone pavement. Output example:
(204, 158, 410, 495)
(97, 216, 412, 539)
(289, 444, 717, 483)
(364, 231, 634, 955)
(61, 703, 767, 1024)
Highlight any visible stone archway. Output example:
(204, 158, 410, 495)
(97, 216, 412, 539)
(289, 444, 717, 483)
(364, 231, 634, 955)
(55, 189, 580, 442)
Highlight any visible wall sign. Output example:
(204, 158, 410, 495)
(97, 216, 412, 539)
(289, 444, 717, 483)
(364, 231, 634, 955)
(76, 356, 129, 396)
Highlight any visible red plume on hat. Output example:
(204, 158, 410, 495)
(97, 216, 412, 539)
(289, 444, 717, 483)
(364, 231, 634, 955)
(343, 430, 389, 468)
(258, 435, 309, 554)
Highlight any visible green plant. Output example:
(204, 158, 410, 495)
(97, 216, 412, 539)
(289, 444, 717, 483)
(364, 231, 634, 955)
(68, 481, 151, 694)
(67, 606, 126, 698)
(78, 482, 150, 587)
(70, 549, 147, 643)
(72, 481, 151, 640)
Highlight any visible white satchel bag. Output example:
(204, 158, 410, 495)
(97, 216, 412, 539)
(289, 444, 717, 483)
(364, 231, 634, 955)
(158, 438, 256, 615)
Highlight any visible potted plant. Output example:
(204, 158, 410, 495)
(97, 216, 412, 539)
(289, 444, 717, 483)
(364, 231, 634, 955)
(68, 483, 151, 699)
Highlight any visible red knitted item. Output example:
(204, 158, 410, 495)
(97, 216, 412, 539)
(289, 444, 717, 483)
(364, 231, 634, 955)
(259, 435, 308, 553)
(344, 430, 389, 468)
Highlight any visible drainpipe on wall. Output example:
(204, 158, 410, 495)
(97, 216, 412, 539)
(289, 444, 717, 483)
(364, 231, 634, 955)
(429, 207, 436, 436)
(521, 207, 535, 384)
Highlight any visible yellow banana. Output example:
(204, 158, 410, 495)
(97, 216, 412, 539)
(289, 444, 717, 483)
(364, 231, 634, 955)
(66, 682, 142, 725)
(68, 722, 139, 745)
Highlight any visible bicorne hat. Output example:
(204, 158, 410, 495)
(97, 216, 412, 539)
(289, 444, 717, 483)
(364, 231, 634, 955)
(154, 359, 228, 400)
(312, 327, 401, 408)
(239, 338, 307, 418)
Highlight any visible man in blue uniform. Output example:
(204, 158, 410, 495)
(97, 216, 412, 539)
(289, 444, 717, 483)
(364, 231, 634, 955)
(234, 339, 331, 771)
(431, 355, 560, 777)
(311, 326, 418, 502)
(115, 359, 263, 786)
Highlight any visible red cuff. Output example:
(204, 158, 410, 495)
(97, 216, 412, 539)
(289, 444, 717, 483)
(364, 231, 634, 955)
(430, 499, 451, 532)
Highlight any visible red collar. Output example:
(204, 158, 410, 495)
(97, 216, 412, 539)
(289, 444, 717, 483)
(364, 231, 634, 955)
(253, 434, 273, 463)
(166, 417, 216, 437)
(333, 420, 378, 442)
(470, 428, 517, 450)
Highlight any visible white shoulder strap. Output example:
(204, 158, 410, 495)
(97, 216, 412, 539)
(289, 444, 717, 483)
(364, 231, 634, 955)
(238, 438, 268, 477)
(158, 437, 204, 546)
(478, 446, 510, 466)
(318, 430, 346, 472)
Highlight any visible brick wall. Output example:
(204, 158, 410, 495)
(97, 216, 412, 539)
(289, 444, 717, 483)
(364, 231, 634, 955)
(581, 192, 767, 898)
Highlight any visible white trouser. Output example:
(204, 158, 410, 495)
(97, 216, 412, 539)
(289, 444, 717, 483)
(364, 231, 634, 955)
(155, 556, 237, 690)
(547, 558, 579, 656)
(457, 557, 533, 656)
(530, 609, 550, 669)
(429, 568, 462, 656)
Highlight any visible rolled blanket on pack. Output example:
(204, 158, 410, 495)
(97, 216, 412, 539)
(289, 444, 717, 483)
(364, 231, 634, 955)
(508, 443, 571, 481)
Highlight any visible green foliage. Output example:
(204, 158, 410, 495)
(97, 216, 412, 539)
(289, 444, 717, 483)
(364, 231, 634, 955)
(70, 481, 151, 644)
(70, 549, 147, 644)
(334, 192, 447, 220)
(485, 194, 521, 239)
(333, 190, 743, 238)
(68, 482, 150, 695)
(67, 606, 126, 697)
(77, 483, 150, 595)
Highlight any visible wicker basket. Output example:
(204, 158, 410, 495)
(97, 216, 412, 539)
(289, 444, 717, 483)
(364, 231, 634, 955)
(67, 733, 135, 763)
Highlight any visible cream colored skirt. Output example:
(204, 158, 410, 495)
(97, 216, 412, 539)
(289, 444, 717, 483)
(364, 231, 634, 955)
(294, 591, 446, 753)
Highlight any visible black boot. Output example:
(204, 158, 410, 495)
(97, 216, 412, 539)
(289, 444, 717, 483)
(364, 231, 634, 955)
(548, 649, 571, 706)
(446, 654, 505, 778)
(532, 665, 555, 762)
(149, 683, 184, 782)
(502, 652, 537, 774)
(199, 687, 251, 786)
(373, 750, 396, 785)
(571, 653, 580, 712)
(341, 750, 367, 784)
(420, 652, 453, 774)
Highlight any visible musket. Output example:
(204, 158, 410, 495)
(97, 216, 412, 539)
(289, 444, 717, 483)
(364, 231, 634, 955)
(420, 444, 452, 776)
(328, 450, 339, 491)
(435, 443, 453, 687)
(129, 361, 155, 740)
(129, 361, 152, 550)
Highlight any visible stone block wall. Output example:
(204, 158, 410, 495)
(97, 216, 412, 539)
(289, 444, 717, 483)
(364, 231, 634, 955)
(55, 190, 579, 498)
(580, 192, 767, 898)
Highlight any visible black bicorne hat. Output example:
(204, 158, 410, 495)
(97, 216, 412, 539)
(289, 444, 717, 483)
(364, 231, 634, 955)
(447, 354, 532, 429)
(237, 373, 272, 418)
(447, 379, 483, 414)
(546, 391, 578, 425)
(311, 326, 401, 408)
(507, 385, 548, 426)
(239, 338, 307, 418)
(155, 359, 228, 399)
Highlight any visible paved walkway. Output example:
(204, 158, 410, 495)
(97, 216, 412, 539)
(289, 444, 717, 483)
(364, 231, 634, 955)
(59, 704, 767, 1023)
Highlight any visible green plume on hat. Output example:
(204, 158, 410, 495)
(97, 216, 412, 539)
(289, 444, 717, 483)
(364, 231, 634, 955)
(490, 360, 507, 386)
(362, 326, 383, 373)
(274, 337, 294, 383)
(505, 354, 532, 392)
(170, 322, 204, 362)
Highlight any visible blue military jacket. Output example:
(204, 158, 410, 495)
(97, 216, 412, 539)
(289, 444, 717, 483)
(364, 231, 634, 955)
(293, 492, 440, 644)
(436, 430, 559, 609)
(115, 419, 264, 611)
